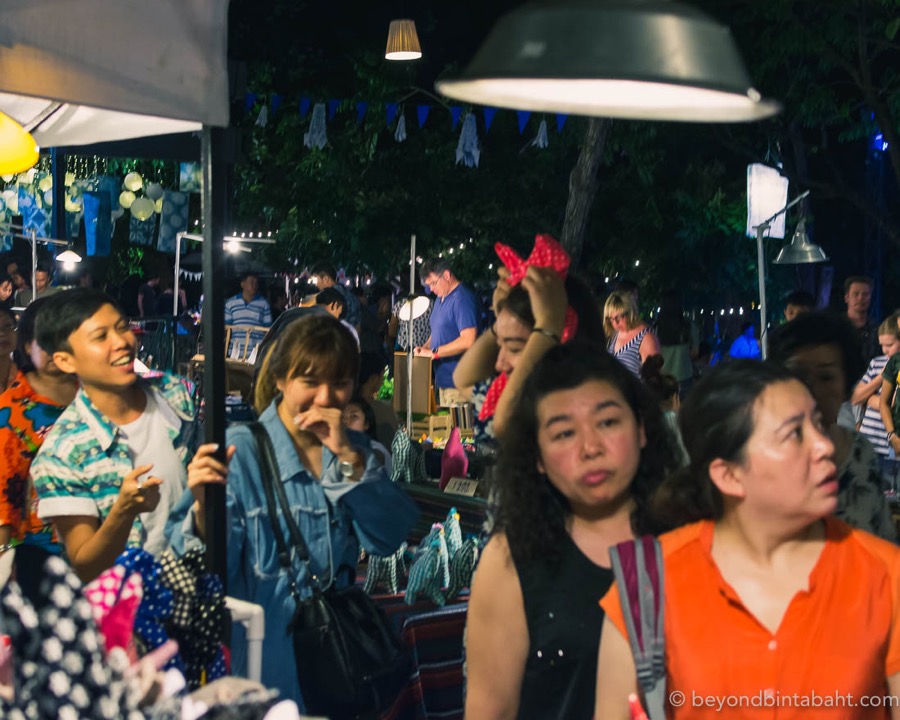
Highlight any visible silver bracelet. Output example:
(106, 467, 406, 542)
(0, 543, 14, 554)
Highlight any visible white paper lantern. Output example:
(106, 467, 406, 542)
(123, 172, 143, 192)
(38, 175, 53, 192)
(145, 182, 164, 201)
(1, 174, 14, 183)
(43, 190, 53, 206)
(119, 190, 136, 209)
(111, 207, 125, 221)
(154, 197, 164, 213)
(130, 196, 154, 221)
(746, 164, 789, 239)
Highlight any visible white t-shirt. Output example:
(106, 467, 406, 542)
(118, 389, 187, 556)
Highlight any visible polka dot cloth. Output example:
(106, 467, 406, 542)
(0, 554, 145, 720)
(157, 549, 227, 690)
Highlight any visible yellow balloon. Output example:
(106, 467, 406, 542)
(0, 112, 38, 176)
(119, 190, 136, 209)
(123, 172, 143, 192)
(130, 197, 155, 221)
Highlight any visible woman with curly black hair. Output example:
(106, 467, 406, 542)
(464, 342, 675, 720)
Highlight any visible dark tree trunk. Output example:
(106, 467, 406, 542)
(561, 117, 609, 269)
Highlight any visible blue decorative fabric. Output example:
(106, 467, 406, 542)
(455, 113, 480, 168)
(450, 106, 463, 130)
(417, 105, 431, 128)
(84, 191, 113, 254)
(18, 187, 48, 238)
(394, 112, 407, 143)
(386, 102, 398, 128)
(128, 211, 155, 247)
(534, 119, 549, 149)
(483, 107, 497, 133)
(304, 103, 328, 150)
(157, 190, 189, 254)
(517, 110, 531, 134)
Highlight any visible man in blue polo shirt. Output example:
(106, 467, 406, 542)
(224, 271, 272, 358)
(414, 258, 480, 406)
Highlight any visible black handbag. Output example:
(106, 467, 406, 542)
(247, 422, 411, 719)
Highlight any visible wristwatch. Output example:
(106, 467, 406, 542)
(888, 431, 896, 443)
(338, 460, 356, 479)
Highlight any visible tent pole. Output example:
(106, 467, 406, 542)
(174, 232, 183, 317)
(407, 234, 415, 436)
(201, 127, 228, 604)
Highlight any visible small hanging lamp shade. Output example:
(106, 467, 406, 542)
(435, 0, 780, 122)
(0, 111, 39, 175)
(386, 19, 422, 61)
(773, 219, 829, 265)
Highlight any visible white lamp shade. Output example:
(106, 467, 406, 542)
(398, 295, 430, 321)
(747, 163, 789, 238)
(57, 249, 82, 263)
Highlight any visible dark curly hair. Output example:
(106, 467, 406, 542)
(650, 360, 799, 532)
(494, 341, 675, 563)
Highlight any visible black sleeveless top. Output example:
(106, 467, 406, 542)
(511, 532, 614, 720)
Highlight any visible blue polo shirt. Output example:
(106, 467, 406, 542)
(429, 283, 480, 388)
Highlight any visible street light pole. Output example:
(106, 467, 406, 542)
(752, 189, 810, 359)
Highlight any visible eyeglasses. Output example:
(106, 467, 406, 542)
(607, 313, 626, 323)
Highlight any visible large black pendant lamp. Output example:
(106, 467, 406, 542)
(436, 0, 780, 122)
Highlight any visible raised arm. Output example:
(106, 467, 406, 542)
(492, 267, 567, 437)
(53, 465, 160, 582)
(464, 534, 530, 720)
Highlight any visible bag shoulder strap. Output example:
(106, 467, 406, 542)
(247, 421, 324, 593)
(609, 535, 666, 720)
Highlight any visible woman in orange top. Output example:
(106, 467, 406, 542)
(595, 360, 900, 720)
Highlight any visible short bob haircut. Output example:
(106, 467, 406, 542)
(254, 314, 360, 413)
(35, 288, 123, 355)
(651, 359, 800, 532)
(495, 341, 674, 563)
(603, 290, 640, 338)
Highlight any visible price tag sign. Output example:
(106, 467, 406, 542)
(444, 476, 478, 497)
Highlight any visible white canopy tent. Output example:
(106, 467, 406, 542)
(0, 0, 232, 581)
(0, 0, 228, 145)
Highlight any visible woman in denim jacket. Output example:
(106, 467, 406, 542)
(170, 314, 418, 707)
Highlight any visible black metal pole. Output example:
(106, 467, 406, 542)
(201, 127, 228, 593)
(50, 148, 66, 243)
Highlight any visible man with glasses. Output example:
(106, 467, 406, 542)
(415, 258, 480, 406)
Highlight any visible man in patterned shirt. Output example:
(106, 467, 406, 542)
(31, 288, 198, 582)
